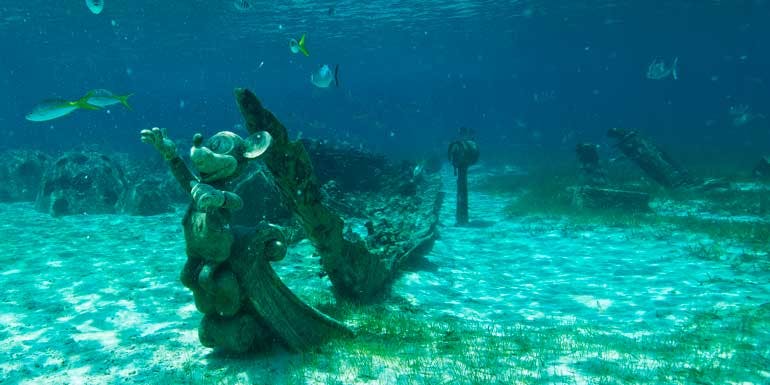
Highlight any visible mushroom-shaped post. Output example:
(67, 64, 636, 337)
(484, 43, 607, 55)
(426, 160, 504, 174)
(448, 138, 479, 225)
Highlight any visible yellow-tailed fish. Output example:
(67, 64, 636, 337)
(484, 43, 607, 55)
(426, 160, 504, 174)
(85, 89, 133, 110)
(25, 92, 101, 122)
(288, 33, 310, 56)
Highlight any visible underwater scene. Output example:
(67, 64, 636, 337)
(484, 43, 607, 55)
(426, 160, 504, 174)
(1, 0, 769, 384)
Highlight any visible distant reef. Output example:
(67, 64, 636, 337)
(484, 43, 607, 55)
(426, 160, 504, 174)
(0, 149, 181, 217)
(35, 151, 130, 217)
(0, 150, 50, 202)
(0, 140, 433, 223)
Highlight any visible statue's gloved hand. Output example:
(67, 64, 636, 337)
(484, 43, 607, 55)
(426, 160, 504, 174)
(190, 181, 225, 209)
(140, 127, 178, 160)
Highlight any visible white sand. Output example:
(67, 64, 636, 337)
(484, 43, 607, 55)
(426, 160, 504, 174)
(395, 170, 770, 331)
(1, 167, 768, 384)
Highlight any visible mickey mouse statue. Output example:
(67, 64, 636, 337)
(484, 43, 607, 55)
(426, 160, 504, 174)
(141, 127, 279, 352)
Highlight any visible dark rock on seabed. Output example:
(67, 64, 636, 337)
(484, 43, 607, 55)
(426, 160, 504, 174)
(36, 151, 127, 217)
(121, 177, 175, 216)
(0, 150, 50, 202)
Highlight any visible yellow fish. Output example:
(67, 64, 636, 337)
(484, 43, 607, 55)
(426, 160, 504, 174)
(289, 33, 310, 56)
(25, 91, 101, 122)
(84, 89, 133, 110)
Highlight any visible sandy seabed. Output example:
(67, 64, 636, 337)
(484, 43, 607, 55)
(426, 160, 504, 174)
(1, 168, 769, 384)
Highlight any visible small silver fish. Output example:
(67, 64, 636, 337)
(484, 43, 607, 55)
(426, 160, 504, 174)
(646, 57, 678, 80)
(729, 104, 765, 127)
(412, 162, 424, 178)
(310, 64, 339, 88)
(85, 0, 104, 15)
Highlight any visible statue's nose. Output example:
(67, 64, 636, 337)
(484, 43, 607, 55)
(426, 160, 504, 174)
(190, 144, 236, 174)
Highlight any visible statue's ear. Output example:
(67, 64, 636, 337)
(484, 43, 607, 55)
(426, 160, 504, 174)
(244, 131, 272, 159)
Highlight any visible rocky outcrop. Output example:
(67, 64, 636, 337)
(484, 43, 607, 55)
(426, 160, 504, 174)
(121, 177, 175, 216)
(36, 151, 127, 216)
(0, 150, 50, 202)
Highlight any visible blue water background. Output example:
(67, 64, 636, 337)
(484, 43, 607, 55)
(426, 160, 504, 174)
(1, 1, 768, 168)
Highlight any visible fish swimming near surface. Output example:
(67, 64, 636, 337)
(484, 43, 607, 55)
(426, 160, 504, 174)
(729, 104, 765, 127)
(289, 34, 310, 56)
(25, 91, 101, 122)
(84, 89, 133, 110)
(233, 0, 253, 12)
(85, 0, 104, 15)
(310, 64, 339, 88)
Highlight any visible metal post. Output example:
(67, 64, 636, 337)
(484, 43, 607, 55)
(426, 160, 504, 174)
(448, 138, 479, 226)
(456, 166, 469, 225)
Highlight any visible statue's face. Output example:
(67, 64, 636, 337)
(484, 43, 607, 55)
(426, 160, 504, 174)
(191, 131, 245, 182)
(190, 130, 272, 182)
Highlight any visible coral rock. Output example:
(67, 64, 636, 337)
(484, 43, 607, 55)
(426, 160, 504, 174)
(36, 151, 127, 216)
(0, 150, 50, 202)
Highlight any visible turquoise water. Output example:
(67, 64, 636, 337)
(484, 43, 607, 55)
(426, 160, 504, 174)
(1, 1, 769, 384)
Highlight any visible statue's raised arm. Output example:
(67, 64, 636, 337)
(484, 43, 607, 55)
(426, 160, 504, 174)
(140, 127, 195, 194)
